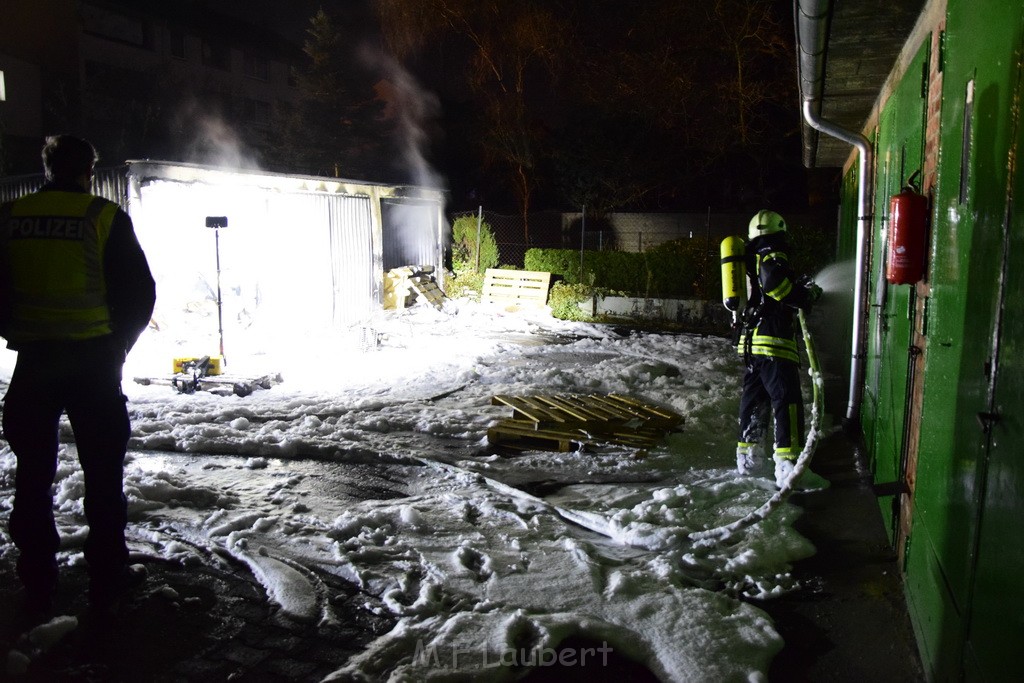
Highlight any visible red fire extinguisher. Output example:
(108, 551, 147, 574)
(887, 171, 928, 285)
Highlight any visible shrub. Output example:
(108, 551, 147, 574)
(525, 249, 584, 283)
(592, 250, 645, 292)
(548, 282, 593, 321)
(452, 216, 499, 274)
(525, 248, 646, 291)
(521, 226, 831, 305)
(445, 269, 486, 300)
(526, 240, 710, 298)
(642, 238, 710, 298)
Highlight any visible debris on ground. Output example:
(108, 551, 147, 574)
(487, 393, 683, 452)
(133, 355, 283, 397)
(384, 265, 445, 310)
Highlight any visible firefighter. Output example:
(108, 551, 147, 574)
(734, 210, 823, 488)
(0, 135, 156, 610)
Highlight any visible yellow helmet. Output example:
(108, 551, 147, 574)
(748, 210, 787, 240)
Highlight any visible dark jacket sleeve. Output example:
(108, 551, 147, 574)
(104, 207, 156, 354)
(757, 243, 814, 311)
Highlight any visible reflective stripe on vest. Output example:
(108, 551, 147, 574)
(758, 251, 794, 302)
(2, 192, 116, 342)
(765, 277, 794, 301)
(735, 332, 800, 363)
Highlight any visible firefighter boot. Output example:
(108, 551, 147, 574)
(773, 454, 795, 488)
(736, 443, 765, 475)
(772, 454, 830, 490)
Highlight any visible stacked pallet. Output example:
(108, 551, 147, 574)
(481, 269, 551, 309)
(384, 265, 445, 310)
(487, 393, 683, 452)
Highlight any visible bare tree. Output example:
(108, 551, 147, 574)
(375, 0, 564, 241)
(374, 0, 798, 213)
(708, 0, 792, 145)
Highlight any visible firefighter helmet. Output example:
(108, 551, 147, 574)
(748, 210, 787, 240)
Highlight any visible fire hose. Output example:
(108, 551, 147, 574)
(686, 308, 824, 542)
(420, 309, 823, 547)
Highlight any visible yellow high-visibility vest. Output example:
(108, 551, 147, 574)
(1, 191, 118, 343)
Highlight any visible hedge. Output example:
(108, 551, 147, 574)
(524, 226, 833, 301)
(525, 239, 710, 298)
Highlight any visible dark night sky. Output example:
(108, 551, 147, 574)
(11, 0, 830, 213)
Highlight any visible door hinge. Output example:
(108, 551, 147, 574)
(873, 480, 911, 497)
(977, 411, 1000, 434)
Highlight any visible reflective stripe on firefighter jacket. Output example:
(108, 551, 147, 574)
(736, 238, 801, 363)
(1, 191, 118, 343)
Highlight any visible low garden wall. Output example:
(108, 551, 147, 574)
(579, 295, 731, 329)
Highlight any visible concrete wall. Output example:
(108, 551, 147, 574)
(562, 211, 831, 253)
(580, 296, 731, 329)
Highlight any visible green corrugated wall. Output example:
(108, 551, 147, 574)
(835, 0, 1024, 678)
(865, 40, 929, 542)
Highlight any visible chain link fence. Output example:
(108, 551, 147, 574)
(447, 207, 835, 310)
(449, 209, 563, 270)
(448, 207, 762, 269)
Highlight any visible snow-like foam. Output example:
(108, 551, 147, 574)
(0, 300, 819, 679)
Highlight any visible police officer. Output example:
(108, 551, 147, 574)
(734, 210, 823, 488)
(0, 135, 156, 610)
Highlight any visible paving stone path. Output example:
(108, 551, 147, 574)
(0, 558, 394, 681)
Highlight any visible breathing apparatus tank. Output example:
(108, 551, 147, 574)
(720, 235, 747, 323)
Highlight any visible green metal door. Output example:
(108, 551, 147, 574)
(961, 9, 1024, 678)
(865, 42, 929, 540)
(906, 0, 1024, 677)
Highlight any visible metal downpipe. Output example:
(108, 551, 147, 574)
(794, 0, 873, 428)
(802, 101, 872, 426)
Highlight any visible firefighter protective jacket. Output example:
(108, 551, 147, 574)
(737, 232, 815, 363)
(0, 182, 155, 352)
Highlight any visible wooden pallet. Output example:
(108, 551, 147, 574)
(410, 276, 444, 309)
(482, 269, 551, 308)
(384, 265, 445, 310)
(487, 393, 683, 452)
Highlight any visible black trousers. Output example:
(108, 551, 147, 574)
(738, 355, 805, 455)
(2, 336, 130, 589)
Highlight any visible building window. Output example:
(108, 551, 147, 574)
(84, 60, 148, 97)
(81, 5, 152, 49)
(202, 40, 231, 71)
(242, 97, 272, 126)
(170, 28, 186, 59)
(244, 52, 268, 81)
(202, 90, 233, 117)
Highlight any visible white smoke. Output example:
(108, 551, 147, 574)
(360, 46, 450, 267)
(174, 97, 263, 171)
(361, 45, 446, 191)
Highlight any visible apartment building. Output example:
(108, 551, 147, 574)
(0, 0, 303, 175)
